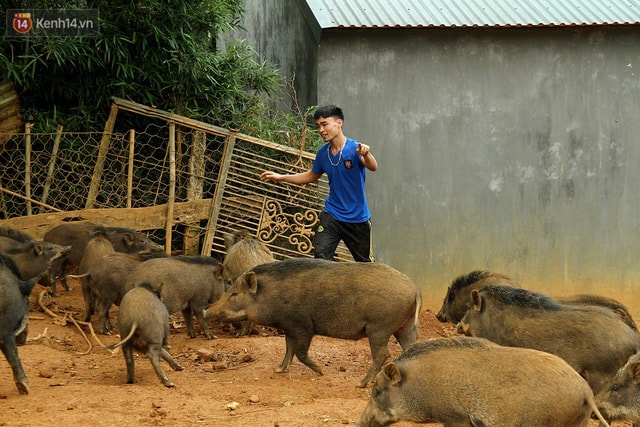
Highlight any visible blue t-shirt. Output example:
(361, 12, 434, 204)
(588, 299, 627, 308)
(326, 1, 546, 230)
(312, 138, 371, 223)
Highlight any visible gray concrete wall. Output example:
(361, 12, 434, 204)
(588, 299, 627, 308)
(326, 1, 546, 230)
(219, 0, 318, 109)
(317, 27, 640, 314)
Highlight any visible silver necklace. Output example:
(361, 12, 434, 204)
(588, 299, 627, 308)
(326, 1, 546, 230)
(328, 139, 345, 167)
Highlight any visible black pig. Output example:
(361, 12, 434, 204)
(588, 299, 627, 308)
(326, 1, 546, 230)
(0, 229, 70, 295)
(204, 258, 422, 388)
(0, 254, 39, 395)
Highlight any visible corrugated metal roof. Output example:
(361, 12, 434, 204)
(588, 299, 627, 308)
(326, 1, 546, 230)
(305, 0, 640, 29)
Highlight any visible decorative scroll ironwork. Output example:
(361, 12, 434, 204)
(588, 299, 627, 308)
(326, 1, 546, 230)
(258, 198, 318, 255)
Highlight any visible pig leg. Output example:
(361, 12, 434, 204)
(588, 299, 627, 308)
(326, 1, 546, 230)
(52, 259, 72, 291)
(276, 333, 323, 375)
(122, 341, 136, 384)
(81, 279, 95, 322)
(160, 347, 184, 372)
(359, 332, 393, 388)
(181, 307, 197, 338)
(393, 317, 419, 350)
(15, 323, 28, 346)
(0, 337, 29, 394)
(97, 299, 114, 335)
(192, 305, 217, 340)
(147, 344, 175, 388)
(275, 334, 296, 373)
(80, 278, 93, 322)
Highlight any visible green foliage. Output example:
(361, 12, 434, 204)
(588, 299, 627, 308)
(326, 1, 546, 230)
(0, 0, 284, 133)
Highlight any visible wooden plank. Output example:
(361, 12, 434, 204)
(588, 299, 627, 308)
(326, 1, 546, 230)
(0, 198, 213, 240)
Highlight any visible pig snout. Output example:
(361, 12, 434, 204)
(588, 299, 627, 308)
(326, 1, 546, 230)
(203, 301, 247, 323)
(456, 320, 470, 335)
(357, 407, 385, 427)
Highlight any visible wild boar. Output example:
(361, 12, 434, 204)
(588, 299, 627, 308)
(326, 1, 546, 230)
(71, 232, 163, 335)
(0, 228, 70, 295)
(204, 258, 422, 388)
(128, 256, 230, 339)
(223, 230, 275, 283)
(0, 253, 39, 395)
(44, 221, 163, 291)
(435, 270, 517, 323)
(358, 336, 609, 427)
(458, 284, 640, 395)
(437, 270, 638, 331)
(106, 284, 183, 387)
(595, 351, 640, 426)
(222, 230, 275, 335)
(81, 252, 147, 335)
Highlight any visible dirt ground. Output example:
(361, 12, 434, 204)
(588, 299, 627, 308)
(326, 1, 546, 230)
(0, 278, 630, 427)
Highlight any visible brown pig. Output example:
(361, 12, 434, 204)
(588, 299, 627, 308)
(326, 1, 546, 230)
(127, 255, 231, 339)
(44, 221, 164, 291)
(437, 270, 638, 331)
(106, 284, 183, 387)
(204, 258, 422, 388)
(457, 284, 640, 395)
(223, 230, 275, 283)
(358, 336, 609, 427)
(435, 270, 517, 323)
(222, 230, 275, 336)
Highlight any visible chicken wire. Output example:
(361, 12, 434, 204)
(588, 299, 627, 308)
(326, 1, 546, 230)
(0, 98, 352, 261)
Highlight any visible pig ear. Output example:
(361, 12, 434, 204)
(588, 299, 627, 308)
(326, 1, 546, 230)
(122, 232, 135, 246)
(382, 363, 402, 386)
(33, 243, 45, 256)
(627, 358, 640, 382)
(243, 272, 259, 295)
(470, 289, 483, 312)
(223, 234, 235, 250)
(214, 264, 226, 279)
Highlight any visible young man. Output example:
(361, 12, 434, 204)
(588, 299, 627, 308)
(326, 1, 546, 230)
(260, 105, 378, 262)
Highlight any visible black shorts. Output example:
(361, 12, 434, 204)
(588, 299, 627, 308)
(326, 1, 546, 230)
(313, 211, 374, 262)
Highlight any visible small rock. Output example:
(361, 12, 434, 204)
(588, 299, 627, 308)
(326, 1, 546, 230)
(38, 368, 54, 378)
(197, 349, 216, 362)
(248, 394, 260, 403)
(226, 401, 240, 411)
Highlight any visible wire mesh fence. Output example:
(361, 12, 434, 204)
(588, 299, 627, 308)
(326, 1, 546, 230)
(0, 98, 352, 261)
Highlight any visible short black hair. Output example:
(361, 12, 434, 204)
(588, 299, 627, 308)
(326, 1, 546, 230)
(314, 105, 344, 121)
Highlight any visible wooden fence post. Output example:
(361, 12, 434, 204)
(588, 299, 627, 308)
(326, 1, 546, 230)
(201, 132, 236, 256)
(183, 130, 206, 255)
(86, 103, 118, 208)
(127, 129, 135, 208)
(41, 124, 63, 208)
(24, 122, 32, 215)
(165, 122, 176, 255)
